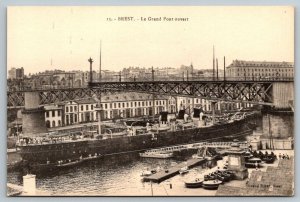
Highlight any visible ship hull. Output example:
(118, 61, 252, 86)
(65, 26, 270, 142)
(17, 115, 256, 173)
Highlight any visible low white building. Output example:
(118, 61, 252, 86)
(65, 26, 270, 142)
(44, 105, 63, 128)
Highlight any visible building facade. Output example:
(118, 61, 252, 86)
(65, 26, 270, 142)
(226, 60, 294, 78)
(8, 67, 24, 80)
(45, 93, 176, 128)
(44, 105, 63, 128)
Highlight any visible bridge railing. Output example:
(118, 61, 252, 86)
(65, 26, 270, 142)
(93, 76, 294, 83)
(7, 76, 293, 92)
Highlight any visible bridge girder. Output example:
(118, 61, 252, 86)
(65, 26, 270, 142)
(7, 81, 277, 107)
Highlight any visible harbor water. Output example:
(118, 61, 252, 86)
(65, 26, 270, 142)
(7, 152, 221, 196)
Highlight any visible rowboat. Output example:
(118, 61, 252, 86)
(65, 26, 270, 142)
(184, 178, 204, 188)
(202, 179, 223, 190)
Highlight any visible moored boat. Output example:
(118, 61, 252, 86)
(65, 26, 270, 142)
(245, 157, 262, 168)
(139, 151, 173, 159)
(184, 178, 204, 188)
(202, 179, 223, 190)
(16, 111, 258, 173)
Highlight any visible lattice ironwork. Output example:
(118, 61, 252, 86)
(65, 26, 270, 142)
(90, 81, 274, 105)
(7, 80, 291, 107)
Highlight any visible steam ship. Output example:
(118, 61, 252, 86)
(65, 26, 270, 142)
(17, 109, 258, 173)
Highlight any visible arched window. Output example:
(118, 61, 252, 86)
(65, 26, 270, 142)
(58, 120, 61, 126)
(52, 121, 56, 127)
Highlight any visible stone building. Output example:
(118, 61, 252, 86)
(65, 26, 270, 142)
(44, 92, 176, 128)
(226, 60, 294, 79)
(44, 105, 63, 128)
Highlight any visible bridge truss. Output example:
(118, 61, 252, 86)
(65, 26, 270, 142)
(7, 80, 278, 108)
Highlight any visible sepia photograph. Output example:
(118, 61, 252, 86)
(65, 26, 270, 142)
(6, 6, 294, 196)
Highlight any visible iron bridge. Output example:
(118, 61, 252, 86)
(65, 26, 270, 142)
(7, 80, 293, 108)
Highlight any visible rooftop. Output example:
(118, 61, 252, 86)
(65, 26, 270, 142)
(229, 60, 294, 68)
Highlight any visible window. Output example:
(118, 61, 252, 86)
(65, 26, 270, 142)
(74, 106, 77, 111)
(81, 105, 83, 111)
(75, 114, 77, 122)
(70, 106, 73, 112)
(52, 111, 55, 117)
(46, 111, 49, 118)
(114, 103, 116, 108)
(58, 111, 61, 116)
(52, 121, 56, 127)
(105, 104, 107, 109)
(118, 103, 121, 108)
(66, 107, 69, 113)
(122, 103, 125, 108)
(86, 105, 89, 110)
(91, 105, 94, 110)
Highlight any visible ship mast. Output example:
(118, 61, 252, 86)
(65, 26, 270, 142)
(97, 41, 102, 136)
(213, 45, 215, 80)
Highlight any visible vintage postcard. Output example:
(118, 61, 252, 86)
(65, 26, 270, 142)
(7, 6, 294, 196)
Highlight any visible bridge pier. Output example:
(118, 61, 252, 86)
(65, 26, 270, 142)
(259, 109, 294, 150)
(22, 92, 47, 137)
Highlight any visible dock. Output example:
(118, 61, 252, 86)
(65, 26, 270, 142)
(143, 158, 207, 183)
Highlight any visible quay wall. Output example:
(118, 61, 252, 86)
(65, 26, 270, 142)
(272, 82, 294, 109)
(262, 111, 294, 139)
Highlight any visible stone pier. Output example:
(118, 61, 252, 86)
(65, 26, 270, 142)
(260, 110, 294, 150)
(22, 92, 47, 137)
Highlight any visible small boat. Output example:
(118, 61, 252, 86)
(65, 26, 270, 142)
(245, 157, 262, 168)
(184, 178, 204, 188)
(204, 174, 216, 181)
(262, 155, 276, 164)
(141, 170, 152, 177)
(82, 154, 102, 162)
(179, 166, 189, 175)
(202, 179, 223, 190)
(243, 151, 253, 161)
(55, 159, 84, 168)
(139, 151, 173, 159)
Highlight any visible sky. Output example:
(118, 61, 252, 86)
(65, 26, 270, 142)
(7, 6, 294, 74)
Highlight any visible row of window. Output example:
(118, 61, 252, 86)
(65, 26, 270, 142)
(45, 110, 61, 118)
(236, 73, 293, 77)
(64, 100, 168, 112)
(66, 104, 94, 113)
(235, 68, 293, 72)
